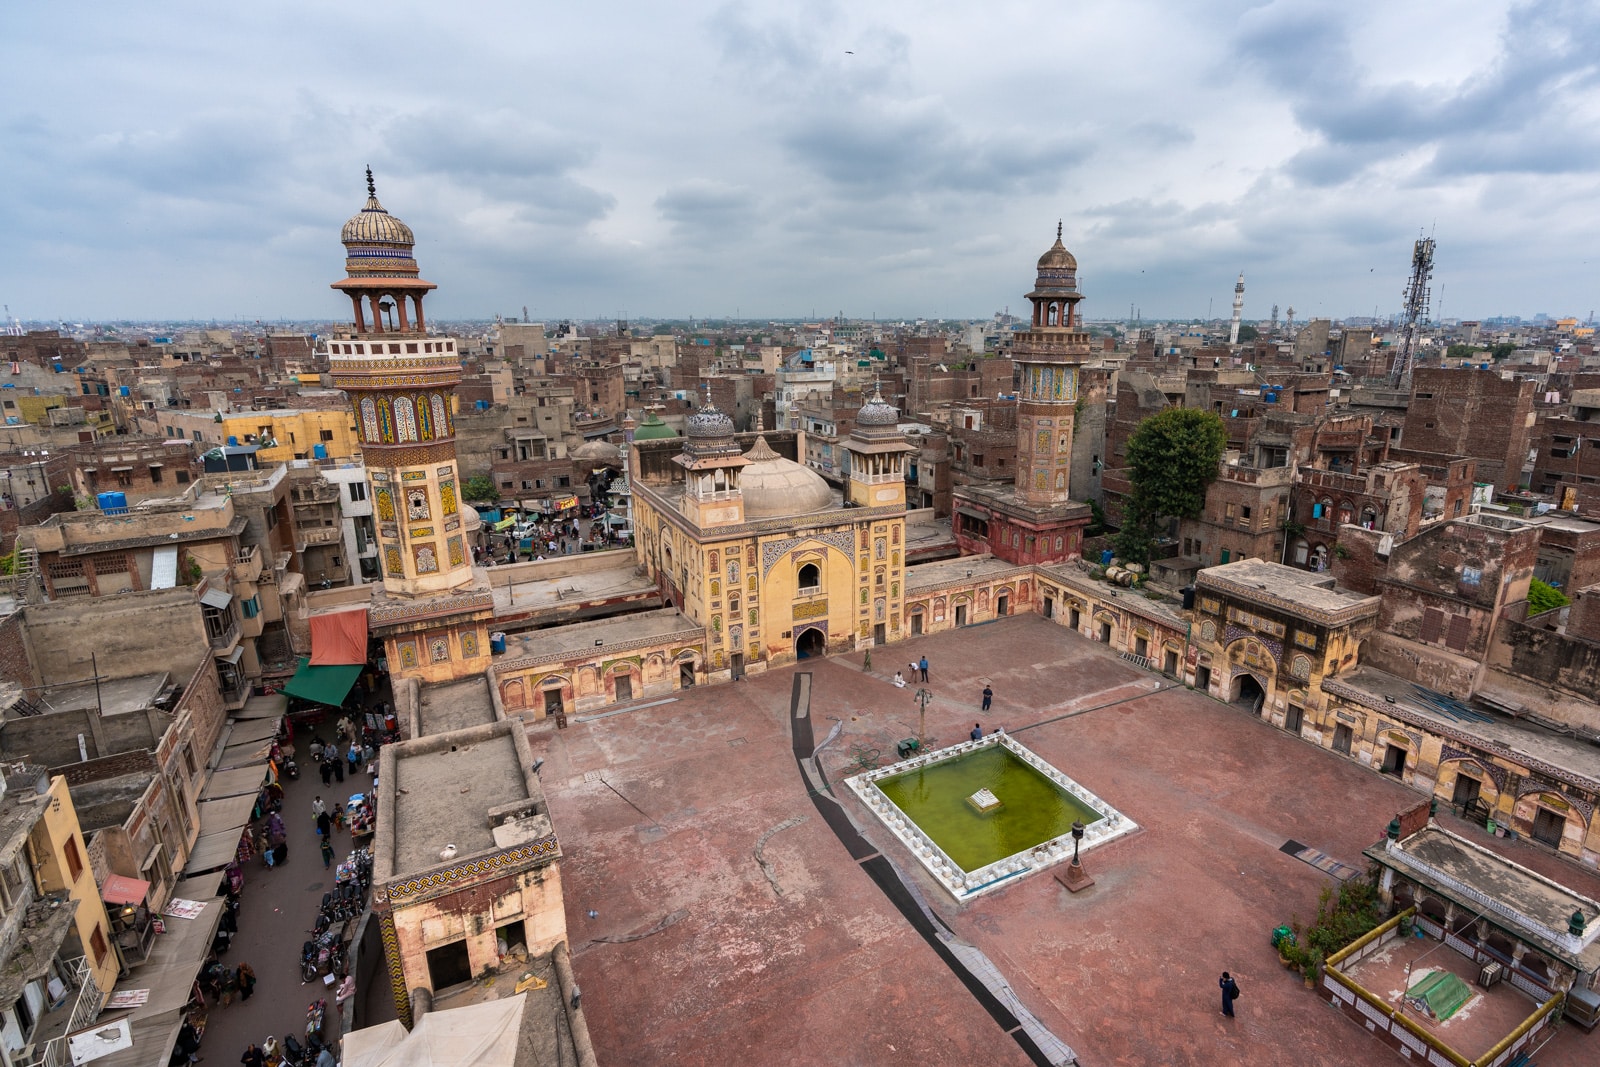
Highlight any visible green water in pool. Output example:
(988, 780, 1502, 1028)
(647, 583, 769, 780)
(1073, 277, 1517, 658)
(876, 746, 1100, 873)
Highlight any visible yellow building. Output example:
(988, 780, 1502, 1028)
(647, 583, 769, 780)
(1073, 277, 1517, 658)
(28, 776, 121, 995)
(631, 388, 914, 675)
(146, 408, 364, 464)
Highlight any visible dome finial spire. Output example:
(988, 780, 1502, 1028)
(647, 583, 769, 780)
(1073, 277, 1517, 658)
(366, 165, 376, 199)
(1057, 219, 1063, 241)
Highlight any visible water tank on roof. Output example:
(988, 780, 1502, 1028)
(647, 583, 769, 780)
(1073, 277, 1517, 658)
(119, 385, 130, 396)
(477, 400, 489, 410)
(490, 632, 507, 655)
(313, 443, 328, 459)
(227, 436, 239, 446)
(97, 492, 129, 515)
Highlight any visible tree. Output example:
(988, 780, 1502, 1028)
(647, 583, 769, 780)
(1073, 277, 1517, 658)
(462, 474, 498, 502)
(1445, 343, 1478, 360)
(1113, 408, 1228, 564)
(1236, 324, 1259, 342)
(1490, 342, 1517, 361)
(1528, 578, 1570, 616)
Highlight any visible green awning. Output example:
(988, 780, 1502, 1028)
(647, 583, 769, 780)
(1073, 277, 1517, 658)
(282, 658, 362, 708)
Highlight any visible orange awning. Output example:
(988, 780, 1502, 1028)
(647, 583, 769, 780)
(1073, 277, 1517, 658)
(102, 874, 150, 906)
(310, 607, 369, 666)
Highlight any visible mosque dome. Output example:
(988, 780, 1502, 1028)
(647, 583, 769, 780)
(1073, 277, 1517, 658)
(339, 168, 422, 279)
(632, 411, 678, 440)
(738, 436, 835, 518)
(856, 387, 899, 427)
(687, 403, 736, 440)
(342, 196, 416, 246)
(572, 439, 622, 465)
(462, 503, 482, 535)
(1036, 222, 1078, 272)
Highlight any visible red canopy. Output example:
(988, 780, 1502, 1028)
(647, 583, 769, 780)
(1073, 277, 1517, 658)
(310, 607, 369, 666)
(101, 874, 150, 906)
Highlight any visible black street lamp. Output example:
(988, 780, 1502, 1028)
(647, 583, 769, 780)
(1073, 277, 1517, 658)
(1070, 820, 1086, 867)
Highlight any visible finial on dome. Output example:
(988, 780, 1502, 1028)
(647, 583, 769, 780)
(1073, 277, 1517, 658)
(744, 435, 782, 462)
(366, 166, 376, 198)
(1057, 219, 1063, 240)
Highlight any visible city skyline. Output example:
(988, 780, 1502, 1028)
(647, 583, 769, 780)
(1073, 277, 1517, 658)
(3, 1, 1598, 323)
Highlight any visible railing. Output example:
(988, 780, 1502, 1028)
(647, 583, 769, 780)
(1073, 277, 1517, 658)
(1385, 841, 1588, 953)
(206, 616, 241, 651)
(24, 957, 99, 1067)
(297, 527, 344, 548)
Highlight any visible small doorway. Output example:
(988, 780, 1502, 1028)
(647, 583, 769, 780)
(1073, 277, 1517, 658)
(679, 662, 696, 688)
(1333, 723, 1353, 755)
(1532, 807, 1565, 848)
(1043, 597, 1054, 619)
(1098, 620, 1112, 644)
(495, 920, 526, 956)
(955, 604, 968, 626)
(730, 652, 745, 680)
(1134, 635, 1149, 658)
(873, 623, 886, 645)
(1285, 704, 1304, 736)
(543, 688, 564, 718)
(426, 939, 473, 990)
(1068, 607, 1081, 630)
(614, 674, 633, 702)
(1234, 674, 1266, 713)
(1195, 664, 1211, 692)
(1451, 773, 1481, 809)
(1163, 650, 1179, 675)
(996, 594, 1009, 617)
(910, 613, 924, 636)
(796, 628, 826, 659)
(1381, 745, 1407, 777)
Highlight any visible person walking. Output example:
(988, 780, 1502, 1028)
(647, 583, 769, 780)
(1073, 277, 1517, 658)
(237, 961, 256, 1001)
(240, 1043, 265, 1067)
(1219, 971, 1240, 1017)
(311, 795, 326, 825)
(321, 837, 335, 870)
(319, 755, 334, 786)
(970, 722, 983, 741)
(331, 752, 344, 783)
(332, 802, 345, 832)
(919, 656, 929, 682)
(316, 1043, 337, 1067)
(316, 810, 332, 839)
(346, 743, 362, 776)
(981, 685, 993, 712)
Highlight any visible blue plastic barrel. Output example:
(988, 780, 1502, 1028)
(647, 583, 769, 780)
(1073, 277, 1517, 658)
(227, 435, 239, 446)
(313, 443, 328, 459)
(490, 632, 507, 655)
(1101, 549, 1114, 566)
(97, 492, 129, 515)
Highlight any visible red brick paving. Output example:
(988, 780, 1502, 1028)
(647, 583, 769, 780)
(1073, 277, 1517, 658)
(533, 616, 1600, 1066)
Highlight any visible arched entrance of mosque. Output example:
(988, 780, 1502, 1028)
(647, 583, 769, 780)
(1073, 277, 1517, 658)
(1231, 671, 1268, 714)
(795, 627, 827, 660)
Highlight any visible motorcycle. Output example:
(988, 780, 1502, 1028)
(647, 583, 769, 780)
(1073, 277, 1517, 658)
(300, 941, 319, 983)
(283, 756, 299, 781)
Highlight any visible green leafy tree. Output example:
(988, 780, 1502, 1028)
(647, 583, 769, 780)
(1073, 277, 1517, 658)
(1489, 342, 1517, 361)
(1113, 408, 1227, 564)
(1236, 324, 1259, 342)
(462, 474, 498, 502)
(1445, 343, 1478, 360)
(1528, 577, 1570, 616)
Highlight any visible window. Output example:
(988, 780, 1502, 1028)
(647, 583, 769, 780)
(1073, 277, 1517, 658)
(320, 429, 335, 442)
(241, 596, 260, 619)
(1225, 503, 1236, 521)
(176, 471, 190, 484)
(348, 482, 367, 502)
(798, 563, 820, 592)
(149, 465, 163, 483)
(64, 836, 84, 882)
(1241, 505, 1252, 521)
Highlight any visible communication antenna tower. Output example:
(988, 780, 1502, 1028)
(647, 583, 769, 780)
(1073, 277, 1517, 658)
(1270, 303, 1279, 332)
(1390, 235, 1436, 389)
(1285, 306, 1295, 336)
(2, 306, 20, 337)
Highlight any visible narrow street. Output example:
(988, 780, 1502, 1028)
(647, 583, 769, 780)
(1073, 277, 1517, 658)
(198, 742, 370, 1062)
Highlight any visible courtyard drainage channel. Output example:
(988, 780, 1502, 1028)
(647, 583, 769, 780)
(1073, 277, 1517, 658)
(787, 673, 1074, 1067)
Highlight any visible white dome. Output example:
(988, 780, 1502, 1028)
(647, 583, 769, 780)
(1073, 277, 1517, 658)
(738, 436, 835, 518)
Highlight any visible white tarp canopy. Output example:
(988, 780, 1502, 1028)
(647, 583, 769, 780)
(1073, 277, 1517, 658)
(200, 764, 268, 801)
(236, 693, 288, 720)
(344, 993, 526, 1067)
(183, 830, 244, 875)
(195, 793, 257, 836)
(223, 717, 279, 745)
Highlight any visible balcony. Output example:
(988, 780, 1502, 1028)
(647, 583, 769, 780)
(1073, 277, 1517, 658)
(18, 957, 99, 1067)
(231, 544, 263, 584)
(295, 526, 344, 553)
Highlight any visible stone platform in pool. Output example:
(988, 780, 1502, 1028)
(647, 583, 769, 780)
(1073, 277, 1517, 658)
(845, 731, 1137, 899)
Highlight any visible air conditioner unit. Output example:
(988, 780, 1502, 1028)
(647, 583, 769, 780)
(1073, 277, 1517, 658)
(1478, 961, 1503, 988)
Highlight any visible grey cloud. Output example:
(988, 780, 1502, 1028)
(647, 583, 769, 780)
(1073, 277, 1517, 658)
(655, 180, 759, 234)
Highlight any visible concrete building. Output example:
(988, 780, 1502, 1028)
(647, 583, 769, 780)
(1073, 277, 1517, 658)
(67, 437, 199, 508)
(372, 719, 564, 1025)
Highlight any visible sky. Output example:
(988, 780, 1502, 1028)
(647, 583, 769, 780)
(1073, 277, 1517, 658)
(3, 0, 1599, 324)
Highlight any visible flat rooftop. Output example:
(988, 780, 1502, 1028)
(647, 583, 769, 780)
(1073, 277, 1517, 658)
(389, 726, 532, 875)
(906, 554, 1025, 591)
(489, 556, 657, 617)
(1327, 666, 1600, 786)
(503, 608, 698, 663)
(416, 676, 497, 737)
(35, 672, 170, 717)
(1198, 558, 1380, 619)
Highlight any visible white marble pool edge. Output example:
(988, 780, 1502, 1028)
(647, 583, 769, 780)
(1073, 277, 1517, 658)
(845, 731, 1139, 900)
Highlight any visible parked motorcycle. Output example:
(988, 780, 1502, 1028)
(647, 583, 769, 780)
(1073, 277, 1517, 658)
(300, 941, 319, 983)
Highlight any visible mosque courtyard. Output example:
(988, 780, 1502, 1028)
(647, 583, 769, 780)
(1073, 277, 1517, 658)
(532, 613, 1599, 1066)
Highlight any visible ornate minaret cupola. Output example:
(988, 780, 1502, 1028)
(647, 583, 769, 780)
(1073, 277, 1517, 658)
(326, 171, 473, 597)
(1013, 222, 1093, 506)
(844, 383, 915, 509)
(674, 391, 748, 527)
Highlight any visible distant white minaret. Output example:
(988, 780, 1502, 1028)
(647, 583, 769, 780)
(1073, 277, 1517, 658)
(1228, 271, 1245, 345)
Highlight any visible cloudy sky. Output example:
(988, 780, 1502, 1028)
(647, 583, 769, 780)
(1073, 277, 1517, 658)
(3, 0, 1598, 324)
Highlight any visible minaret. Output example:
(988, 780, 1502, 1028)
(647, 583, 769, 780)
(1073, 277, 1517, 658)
(327, 171, 473, 598)
(1228, 271, 1245, 345)
(674, 389, 748, 528)
(844, 383, 915, 509)
(1013, 222, 1092, 506)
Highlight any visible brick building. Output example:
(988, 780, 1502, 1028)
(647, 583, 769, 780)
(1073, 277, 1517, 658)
(1396, 368, 1534, 491)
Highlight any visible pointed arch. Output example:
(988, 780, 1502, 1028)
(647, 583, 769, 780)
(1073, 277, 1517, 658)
(393, 396, 418, 442)
(415, 394, 433, 440)
(431, 394, 450, 437)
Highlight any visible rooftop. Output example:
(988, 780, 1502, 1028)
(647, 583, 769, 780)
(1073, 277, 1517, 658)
(416, 676, 497, 737)
(30, 672, 172, 719)
(383, 720, 546, 878)
(1325, 666, 1600, 789)
(905, 553, 1027, 592)
(500, 608, 699, 666)
(1196, 558, 1380, 624)
(489, 555, 658, 618)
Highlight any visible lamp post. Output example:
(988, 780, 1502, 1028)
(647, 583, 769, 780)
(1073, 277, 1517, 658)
(913, 687, 933, 749)
(1070, 820, 1085, 868)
